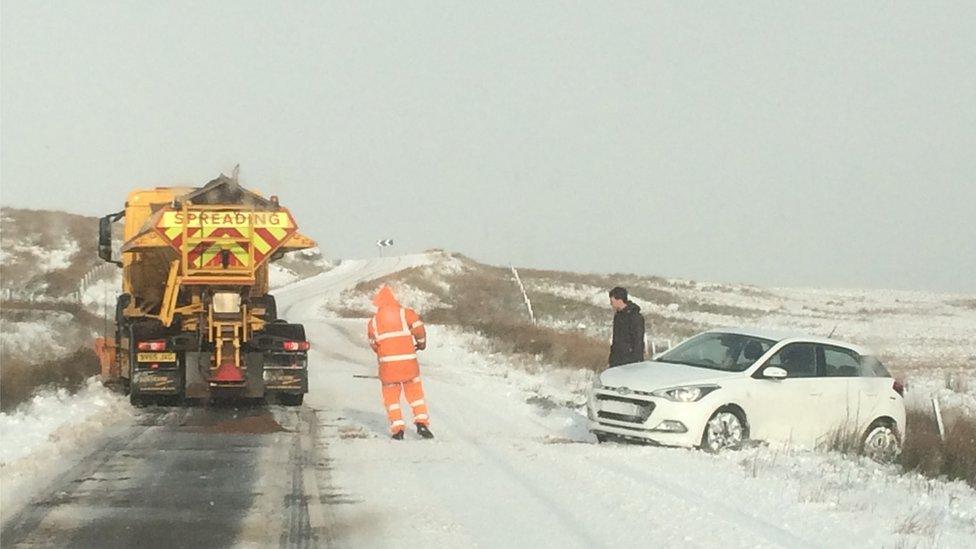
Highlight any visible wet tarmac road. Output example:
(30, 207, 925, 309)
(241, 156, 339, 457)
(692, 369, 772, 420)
(1, 405, 335, 548)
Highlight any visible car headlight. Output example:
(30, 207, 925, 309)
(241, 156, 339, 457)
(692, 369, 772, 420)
(652, 384, 720, 402)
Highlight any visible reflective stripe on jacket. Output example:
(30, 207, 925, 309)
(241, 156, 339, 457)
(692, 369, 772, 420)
(368, 306, 426, 383)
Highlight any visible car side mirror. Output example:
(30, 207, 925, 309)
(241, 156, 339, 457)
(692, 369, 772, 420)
(763, 366, 788, 380)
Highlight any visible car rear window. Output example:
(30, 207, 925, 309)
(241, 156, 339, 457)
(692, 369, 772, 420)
(860, 356, 891, 378)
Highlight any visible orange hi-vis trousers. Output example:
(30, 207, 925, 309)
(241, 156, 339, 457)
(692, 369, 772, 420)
(382, 377, 429, 433)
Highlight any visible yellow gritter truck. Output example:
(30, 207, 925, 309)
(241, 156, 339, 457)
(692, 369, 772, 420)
(94, 173, 316, 406)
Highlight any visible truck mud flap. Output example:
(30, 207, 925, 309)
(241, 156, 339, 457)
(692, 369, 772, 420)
(263, 351, 308, 394)
(263, 367, 308, 393)
(131, 369, 181, 394)
(185, 352, 212, 398)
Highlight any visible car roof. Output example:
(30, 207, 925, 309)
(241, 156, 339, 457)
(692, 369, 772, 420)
(705, 327, 874, 355)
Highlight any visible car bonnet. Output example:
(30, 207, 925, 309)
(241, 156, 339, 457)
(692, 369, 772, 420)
(599, 360, 741, 393)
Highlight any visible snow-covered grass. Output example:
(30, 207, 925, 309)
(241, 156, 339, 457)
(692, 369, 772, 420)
(0, 312, 74, 362)
(730, 444, 976, 545)
(0, 377, 134, 515)
(80, 272, 122, 314)
(323, 253, 976, 422)
(3, 236, 80, 274)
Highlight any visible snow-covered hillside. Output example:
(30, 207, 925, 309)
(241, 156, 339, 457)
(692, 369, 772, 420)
(319, 252, 976, 417)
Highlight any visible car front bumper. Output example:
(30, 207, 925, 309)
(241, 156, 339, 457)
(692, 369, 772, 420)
(587, 388, 715, 448)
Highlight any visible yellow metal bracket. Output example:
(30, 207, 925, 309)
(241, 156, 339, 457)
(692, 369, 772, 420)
(158, 260, 181, 327)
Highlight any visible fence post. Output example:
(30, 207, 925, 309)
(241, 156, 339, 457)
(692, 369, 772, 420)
(932, 396, 946, 442)
(509, 265, 535, 324)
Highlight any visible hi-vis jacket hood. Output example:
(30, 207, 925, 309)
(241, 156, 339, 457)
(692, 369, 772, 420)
(373, 285, 400, 309)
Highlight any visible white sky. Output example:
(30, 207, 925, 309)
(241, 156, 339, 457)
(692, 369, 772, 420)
(2, 2, 974, 292)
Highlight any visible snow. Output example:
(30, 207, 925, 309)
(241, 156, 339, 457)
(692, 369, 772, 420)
(905, 373, 976, 418)
(80, 272, 122, 314)
(5, 237, 80, 273)
(294, 246, 333, 267)
(268, 263, 300, 289)
(0, 377, 134, 514)
(0, 314, 73, 362)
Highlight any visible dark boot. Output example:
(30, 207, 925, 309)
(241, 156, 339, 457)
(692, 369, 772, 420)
(391, 430, 404, 440)
(416, 423, 434, 439)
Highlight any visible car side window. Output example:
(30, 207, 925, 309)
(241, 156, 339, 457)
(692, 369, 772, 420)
(823, 346, 861, 377)
(766, 343, 817, 378)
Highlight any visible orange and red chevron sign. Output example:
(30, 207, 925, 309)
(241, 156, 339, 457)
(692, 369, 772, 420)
(153, 209, 297, 269)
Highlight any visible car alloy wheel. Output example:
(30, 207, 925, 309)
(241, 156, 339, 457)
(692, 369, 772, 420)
(862, 424, 900, 464)
(703, 411, 744, 453)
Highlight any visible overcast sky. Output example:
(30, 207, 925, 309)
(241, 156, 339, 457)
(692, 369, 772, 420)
(2, 2, 974, 293)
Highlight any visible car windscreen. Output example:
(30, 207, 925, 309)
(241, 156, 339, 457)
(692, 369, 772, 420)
(657, 332, 776, 372)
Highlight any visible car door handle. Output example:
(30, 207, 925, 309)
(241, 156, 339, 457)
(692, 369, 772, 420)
(809, 392, 823, 396)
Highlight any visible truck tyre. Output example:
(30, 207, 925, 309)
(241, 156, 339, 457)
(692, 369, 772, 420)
(251, 295, 277, 321)
(129, 389, 148, 407)
(279, 393, 304, 407)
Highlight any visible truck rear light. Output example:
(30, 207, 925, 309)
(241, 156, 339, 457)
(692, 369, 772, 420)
(138, 340, 167, 351)
(283, 341, 310, 351)
(893, 380, 905, 397)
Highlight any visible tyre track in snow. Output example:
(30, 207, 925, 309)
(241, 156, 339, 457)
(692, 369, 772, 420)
(429, 374, 816, 548)
(425, 335, 819, 548)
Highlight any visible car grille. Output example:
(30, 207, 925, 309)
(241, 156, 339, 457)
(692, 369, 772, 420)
(595, 394, 656, 424)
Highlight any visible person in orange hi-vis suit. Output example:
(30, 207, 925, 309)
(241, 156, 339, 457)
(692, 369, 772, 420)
(367, 285, 434, 440)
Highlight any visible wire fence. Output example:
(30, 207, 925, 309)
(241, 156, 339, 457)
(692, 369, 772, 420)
(1, 263, 118, 305)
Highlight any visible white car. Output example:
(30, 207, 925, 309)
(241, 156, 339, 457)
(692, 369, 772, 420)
(587, 328, 905, 460)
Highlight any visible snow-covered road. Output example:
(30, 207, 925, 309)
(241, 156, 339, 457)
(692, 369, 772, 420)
(3, 256, 974, 548)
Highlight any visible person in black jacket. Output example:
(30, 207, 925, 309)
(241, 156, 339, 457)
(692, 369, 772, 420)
(608, 286, 645, 367)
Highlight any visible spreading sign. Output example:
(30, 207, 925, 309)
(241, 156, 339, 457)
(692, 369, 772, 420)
(154, 209, 297, 269)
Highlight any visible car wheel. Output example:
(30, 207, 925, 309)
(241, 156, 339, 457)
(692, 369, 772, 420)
(596, 433, 610, 444)
(701, 409, 746, 453)
(862, 421, 900, 464)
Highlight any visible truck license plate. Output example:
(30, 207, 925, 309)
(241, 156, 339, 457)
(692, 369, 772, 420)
(601, 400, 639, 416)
(137, 352, 177, 362)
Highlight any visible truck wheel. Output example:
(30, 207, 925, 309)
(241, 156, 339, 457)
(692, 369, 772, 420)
(129, 390, 149, 407)
(251, 295, 277, 321)
(278, 393, 304, 407)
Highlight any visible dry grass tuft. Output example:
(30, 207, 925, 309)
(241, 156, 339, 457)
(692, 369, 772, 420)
(1, 347, 101, 411)
(900, 409, 976, 488)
